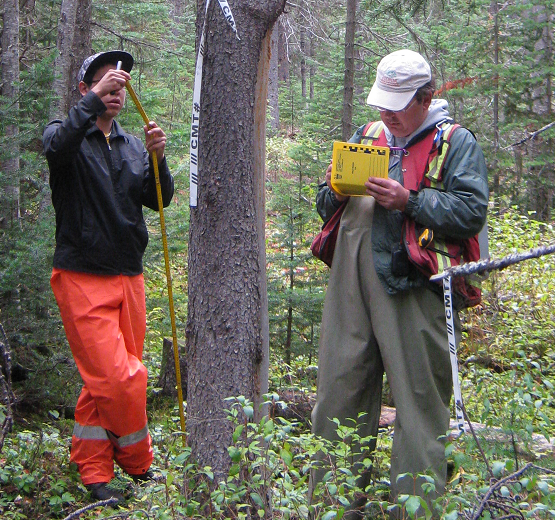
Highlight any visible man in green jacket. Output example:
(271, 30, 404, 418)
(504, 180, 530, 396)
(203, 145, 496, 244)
(310, 49, 488, 518)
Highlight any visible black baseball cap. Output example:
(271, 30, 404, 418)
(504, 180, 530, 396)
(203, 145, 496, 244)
(78, 50, 133, 84)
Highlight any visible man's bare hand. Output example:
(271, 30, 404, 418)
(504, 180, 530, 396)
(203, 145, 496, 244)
(91, 69, 130, 98)
(144, 122, 166, 162)
(364, 177, 409, 211)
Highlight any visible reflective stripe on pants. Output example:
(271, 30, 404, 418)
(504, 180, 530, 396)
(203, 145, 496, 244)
(51, 268, 153, 484)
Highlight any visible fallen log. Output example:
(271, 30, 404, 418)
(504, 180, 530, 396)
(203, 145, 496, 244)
(271, 389, 553, 458)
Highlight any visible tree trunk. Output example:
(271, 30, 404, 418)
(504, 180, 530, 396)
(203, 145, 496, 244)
(0, 324, 15, 451)
(529, 4, 553, 220)
(51, 0, 77, 120)
(186, 0, 285, 483)
(342, 0, 357, 141)
(156, 338, 188, 397)
(1, 0, 21, 230)
(172, 0, 185, 30)
(278, 19, 289, 83)
(512, 148, 523, 207)
(491, 0, 500, 214)
(309, 33, 315, 100)
(50, 0, 91, 120)
(285, 206, 294, 366)
(300, 26, 307, 100)
(72, 0, 92, 104)
(268, 22, 280, 134)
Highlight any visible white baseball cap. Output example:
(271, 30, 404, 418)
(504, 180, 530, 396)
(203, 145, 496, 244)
(366, 49, 432, 111)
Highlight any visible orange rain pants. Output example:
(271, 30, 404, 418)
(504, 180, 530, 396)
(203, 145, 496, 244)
(51, 268, 153, 485)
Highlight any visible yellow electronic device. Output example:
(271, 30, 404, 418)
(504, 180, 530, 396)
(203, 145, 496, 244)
(330, 141, 390, 196)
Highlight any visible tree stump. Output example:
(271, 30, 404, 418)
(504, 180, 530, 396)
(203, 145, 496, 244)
(155, 338, 187, 398)
(0, 323, 15, 450)
(270, 389, 315, 426)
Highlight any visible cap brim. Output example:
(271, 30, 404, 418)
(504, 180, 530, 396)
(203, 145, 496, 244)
(366, 83, 416, 112)
(83, 51, 133, 83)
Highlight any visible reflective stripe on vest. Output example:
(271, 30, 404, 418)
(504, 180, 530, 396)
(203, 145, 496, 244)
(436, 241, 454, 274)
(425, 121, 459, 186)
(360, 121, 385, 144)
(73, 422, 149, 448)
(73, 423, 109, 441)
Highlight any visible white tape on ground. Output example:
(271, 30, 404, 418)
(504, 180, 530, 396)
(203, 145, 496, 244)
(189, 0, 240, 208)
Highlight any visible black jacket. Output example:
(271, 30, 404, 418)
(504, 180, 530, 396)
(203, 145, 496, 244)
(43, 91, 174, 276)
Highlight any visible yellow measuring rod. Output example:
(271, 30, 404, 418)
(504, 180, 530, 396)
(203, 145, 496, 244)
(119, 62, 187, 444)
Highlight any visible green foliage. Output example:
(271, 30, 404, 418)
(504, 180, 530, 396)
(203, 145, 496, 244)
(266, 137, 327, 367)
(461, 211, 555, 448)
(2, 0, 555, 518)
(3, 392, 553, 519)
(0, 427, 80, 517)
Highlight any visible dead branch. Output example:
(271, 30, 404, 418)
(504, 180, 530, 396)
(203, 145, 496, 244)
(468, 462, 532, 520)
(61, 498, 120, 520)
(504, 121, 555, 149)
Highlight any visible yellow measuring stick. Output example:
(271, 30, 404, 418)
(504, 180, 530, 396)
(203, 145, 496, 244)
(119, 62, 187, 444)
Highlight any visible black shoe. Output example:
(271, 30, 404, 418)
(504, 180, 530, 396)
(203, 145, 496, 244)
(130, 470, 155, 483)
(86, 482, 125, 504)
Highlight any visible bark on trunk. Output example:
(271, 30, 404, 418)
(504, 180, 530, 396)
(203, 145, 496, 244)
(278, 19, 289, 83)
(309, 33, 315, 100)
(71, 0, 92, 105)
(186, 0, 285, 482)
(268, 22, 280, 133)
(156, 338, 188, 397)
(0, 324, 15, 452)
(1, 0, 21, 229)
(300, 26, 307, 100)
(341, 0, 357, 141)
(51, 0, 78, 120)
(50, 0, 91, 120)
(489, 0, 500, 214)
(528, 4, 553, 220)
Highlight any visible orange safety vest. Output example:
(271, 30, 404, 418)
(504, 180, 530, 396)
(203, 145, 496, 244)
(361, 120, 482, 309)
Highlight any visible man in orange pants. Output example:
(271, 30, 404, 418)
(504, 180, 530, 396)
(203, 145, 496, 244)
(43, 50, 174, 503)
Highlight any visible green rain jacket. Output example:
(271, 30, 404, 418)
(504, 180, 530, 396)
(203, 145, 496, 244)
(316, 100, 489, 296)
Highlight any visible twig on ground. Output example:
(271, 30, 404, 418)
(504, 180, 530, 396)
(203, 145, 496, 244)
(462, 402, 493, 480)
(62, 498, 119, 520)
(469, 462, 533, 520)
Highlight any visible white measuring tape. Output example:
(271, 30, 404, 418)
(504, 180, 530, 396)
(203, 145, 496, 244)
(443, 275, 466, 435)
(189, 0, 240, 208)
